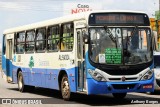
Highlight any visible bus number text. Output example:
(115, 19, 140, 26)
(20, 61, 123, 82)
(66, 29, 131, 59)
(59, 55, 70, 60)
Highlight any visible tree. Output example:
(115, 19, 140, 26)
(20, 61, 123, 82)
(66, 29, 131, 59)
(155, 10, 160, 20)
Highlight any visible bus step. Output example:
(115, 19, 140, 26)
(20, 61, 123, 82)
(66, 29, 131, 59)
(77, 90, 87, 94)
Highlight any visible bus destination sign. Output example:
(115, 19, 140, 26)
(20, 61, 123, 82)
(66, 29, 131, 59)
(89, 13, 150, 26)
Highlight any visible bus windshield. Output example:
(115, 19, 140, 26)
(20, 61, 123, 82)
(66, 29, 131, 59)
(89, 27, 152, 65)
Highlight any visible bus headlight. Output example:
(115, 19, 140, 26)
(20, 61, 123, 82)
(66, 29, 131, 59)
(88, 69, 106, 81)
(141, 69, 154, 80)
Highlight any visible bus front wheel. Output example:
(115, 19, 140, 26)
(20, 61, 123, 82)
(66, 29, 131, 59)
(61, 74, 71, 100)
(112, 93, 127, 99)
(18, 72, 28, 92)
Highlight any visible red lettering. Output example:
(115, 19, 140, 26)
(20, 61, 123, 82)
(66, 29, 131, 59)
(120, 15, 126, 22)
(71, 9, 78, 14)
(126, 16, 134, 21)
(71, 8, 92, 14)
(96, 16, 116, 22)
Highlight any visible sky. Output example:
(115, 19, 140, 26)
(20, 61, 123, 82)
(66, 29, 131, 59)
(0, 0, 159, 50)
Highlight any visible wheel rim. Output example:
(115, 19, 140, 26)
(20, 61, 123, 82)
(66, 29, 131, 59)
(18, 75, 23, 90)
(62, 78, 69, 98)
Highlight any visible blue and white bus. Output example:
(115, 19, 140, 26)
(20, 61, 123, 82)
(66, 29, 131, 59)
(2, 10, 154, 100)
(153, 51, 160, 91)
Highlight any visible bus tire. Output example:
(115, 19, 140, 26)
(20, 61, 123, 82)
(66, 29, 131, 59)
(61, 74, 71, 100)
(112, 93, 127, 99)
(18, 72, 28, 92)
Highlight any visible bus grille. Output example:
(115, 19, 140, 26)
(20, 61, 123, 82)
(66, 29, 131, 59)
(108, 77, 137, 81)
(112, 84, 136, 89)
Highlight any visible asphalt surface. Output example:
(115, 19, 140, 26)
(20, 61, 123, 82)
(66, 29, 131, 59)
(0, 71, 160, 107)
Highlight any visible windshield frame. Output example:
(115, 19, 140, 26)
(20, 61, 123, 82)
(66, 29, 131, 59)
(88, 26, 153, 66)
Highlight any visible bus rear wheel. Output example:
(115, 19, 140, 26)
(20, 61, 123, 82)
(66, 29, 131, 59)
(112, 93, 127, 99)
(61, 74, 71, 100)
(18, 72, 28, 92)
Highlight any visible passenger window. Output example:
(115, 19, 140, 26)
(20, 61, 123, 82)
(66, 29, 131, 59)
(61, 23, 74, 51)
(26, 30, 35, 52)
(47, 26, 60, 51)
(3, 35, 6, 55)
(77, 31, 81, 59)
(16, 32, 25, 53)
(36, 28, 46, 52)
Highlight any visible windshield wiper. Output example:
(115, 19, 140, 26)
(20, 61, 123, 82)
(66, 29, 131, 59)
(104, 26, 116, 42)
(104, 26, 117, 48)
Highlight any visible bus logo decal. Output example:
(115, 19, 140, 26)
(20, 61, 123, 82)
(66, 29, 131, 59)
(28, 56, 34, 69)
(122, 76, 126, 82)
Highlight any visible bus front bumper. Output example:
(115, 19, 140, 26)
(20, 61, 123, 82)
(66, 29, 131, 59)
(87, 76, 154, 95)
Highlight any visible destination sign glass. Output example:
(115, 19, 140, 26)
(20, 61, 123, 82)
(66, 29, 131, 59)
(89, 13, 150, 26)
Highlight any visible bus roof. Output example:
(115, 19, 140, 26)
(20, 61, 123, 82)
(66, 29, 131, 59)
(3, 10, 147, 34)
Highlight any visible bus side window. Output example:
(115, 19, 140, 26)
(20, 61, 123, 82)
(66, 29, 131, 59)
(61, 23, 74, 51)
(77, 31, 81, 59)
(16, 32, 25, 53)
(47, 25, 60, 51)
(36, 28, 46, 52)
(26, 30, 35, 53)
(14, 33, 16, 54)
(2, 35, 6, 55)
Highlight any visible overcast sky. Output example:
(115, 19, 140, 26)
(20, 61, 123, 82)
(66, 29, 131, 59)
(0, 0, 158, 50)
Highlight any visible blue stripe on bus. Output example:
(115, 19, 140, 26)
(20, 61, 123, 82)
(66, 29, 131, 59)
(2, 55, 7, 75)
(2, 55, 12, 78)
(85, 52, 95, 70)
(2, 54, 78, 92)
(85, 52, 96, 79)
(12, 65, 77, 92)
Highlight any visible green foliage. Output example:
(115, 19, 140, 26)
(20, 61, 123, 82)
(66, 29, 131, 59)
(155, 11, 160, 20)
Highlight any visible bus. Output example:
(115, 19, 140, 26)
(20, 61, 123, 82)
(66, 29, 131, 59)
(153, 51, 160, 91)
(2, 10, 154, 100)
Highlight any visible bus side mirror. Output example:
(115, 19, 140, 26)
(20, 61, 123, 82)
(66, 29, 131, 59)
(83, 31, 89, 44)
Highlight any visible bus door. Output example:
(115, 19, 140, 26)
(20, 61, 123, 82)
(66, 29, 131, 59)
(6, 34, 14, 82)
(76, 29, 86, 91)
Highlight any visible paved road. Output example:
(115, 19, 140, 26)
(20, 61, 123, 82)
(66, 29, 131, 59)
(0, 71, 160, 107)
